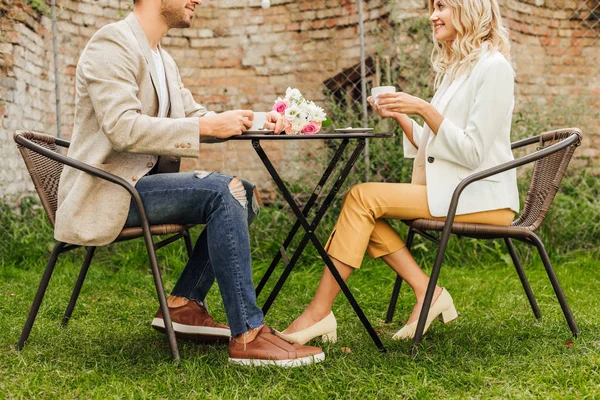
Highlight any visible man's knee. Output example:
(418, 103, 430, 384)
(229, 178, 247, 209)
(229, 178, 261, 220)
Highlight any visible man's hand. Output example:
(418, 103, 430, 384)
(199, 110, 254, 140)
(263, 111, 288, 134)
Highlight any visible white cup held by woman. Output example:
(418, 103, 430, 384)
(371, 86, 396, 105)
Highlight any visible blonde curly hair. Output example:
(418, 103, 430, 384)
(429, 0, 512, 87)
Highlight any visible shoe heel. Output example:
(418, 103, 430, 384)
(321, 330, 337, 343)
(438, 304, 459, 324)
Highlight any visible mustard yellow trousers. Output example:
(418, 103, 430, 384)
(324, 183, 515, 269)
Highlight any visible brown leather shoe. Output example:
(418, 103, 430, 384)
(228, 326, 325, 367)
(151, 300, 230, 342)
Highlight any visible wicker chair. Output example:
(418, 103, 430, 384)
(385, 128, 582, 347)
(13, 130, 195, 360)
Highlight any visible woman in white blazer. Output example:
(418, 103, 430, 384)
(278, 0, 519, 344)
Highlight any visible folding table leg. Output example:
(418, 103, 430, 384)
(18, 242, 67, 350)
(252, 139, 385, 351)
(257, 139, 360, 314)
(62, 246, 97, 327)
(255, 140, 349, 296)
(310, 234, 386, 352)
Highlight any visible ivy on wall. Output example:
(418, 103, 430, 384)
(23, 0, 50, 16)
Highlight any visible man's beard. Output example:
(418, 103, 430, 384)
(161, 2, 193, 29)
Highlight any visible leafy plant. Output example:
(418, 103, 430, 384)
(23, 0, 51, 16)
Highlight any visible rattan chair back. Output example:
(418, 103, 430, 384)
(14, 130, 67, 227)
(512, 128, 581, 231)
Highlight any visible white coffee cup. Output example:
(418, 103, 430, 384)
(251, 111, 267, 131)
(371, 86, 396, 105)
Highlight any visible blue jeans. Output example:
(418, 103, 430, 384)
(124, 172, 264, 337)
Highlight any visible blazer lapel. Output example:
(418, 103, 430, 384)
(434, 44, 490, 117)
(161, 50, 184, 118)
(425, 72, 468, 147)
(125, 13, 162, 112)
(435, 73, 468, 117)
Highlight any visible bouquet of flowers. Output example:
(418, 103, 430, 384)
(272, 87, 330, 135)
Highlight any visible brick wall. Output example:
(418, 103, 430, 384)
(0, 0, 56, 199)
(1, 0, 598, 203)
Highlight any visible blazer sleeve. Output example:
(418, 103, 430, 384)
(428, 56, 514, 170)
(80, 28, 200, 158)
(403, 119, 423, 158)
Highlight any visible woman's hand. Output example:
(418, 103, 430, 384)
(376, 92, 428, 116)
(367, 96, 403, 119)
(377, 92, 444, 134)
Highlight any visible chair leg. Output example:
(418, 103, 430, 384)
(385, 277, 403, 324)
(183, 230, 193, 258)
(412, 229, 449, 348)
(62, 247, 96, 327)
(181, 230, 208, 312)
(18, 242, 66, 350)
(144, 235, 180, 360)
(504, 238, 541, 320)
(529, 233, 579, 337)
(385, 228, 415, 323)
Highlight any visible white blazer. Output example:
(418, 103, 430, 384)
(404, 45, 520, 217)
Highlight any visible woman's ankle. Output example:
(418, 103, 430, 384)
(304, 303, 332, 322)
(414, 285, 443, 304)
(284, 306, 331, 334)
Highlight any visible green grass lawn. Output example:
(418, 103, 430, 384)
(1, 224, 599, 399)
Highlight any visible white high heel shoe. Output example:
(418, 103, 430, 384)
(277, 312, 337, 345)
(392, 288, 459, 341)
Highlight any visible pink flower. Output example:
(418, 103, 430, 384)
(273, 100, 289, 114)
(301, 122, 321, 135)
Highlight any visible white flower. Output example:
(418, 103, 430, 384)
(285, 87, 303, 102)
(305, 102, 326, 122)
(284, 103, 302, 120)
(291, 118, 304, 134)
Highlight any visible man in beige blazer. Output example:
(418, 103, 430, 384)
(56, 0, 324, 367)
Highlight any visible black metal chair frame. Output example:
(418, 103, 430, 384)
(385, 129, 582, 349)
(14, 131, 192, 360)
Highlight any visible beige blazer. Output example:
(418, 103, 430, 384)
(55, 13, 207, 246)
(403, 45, 520, 217)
